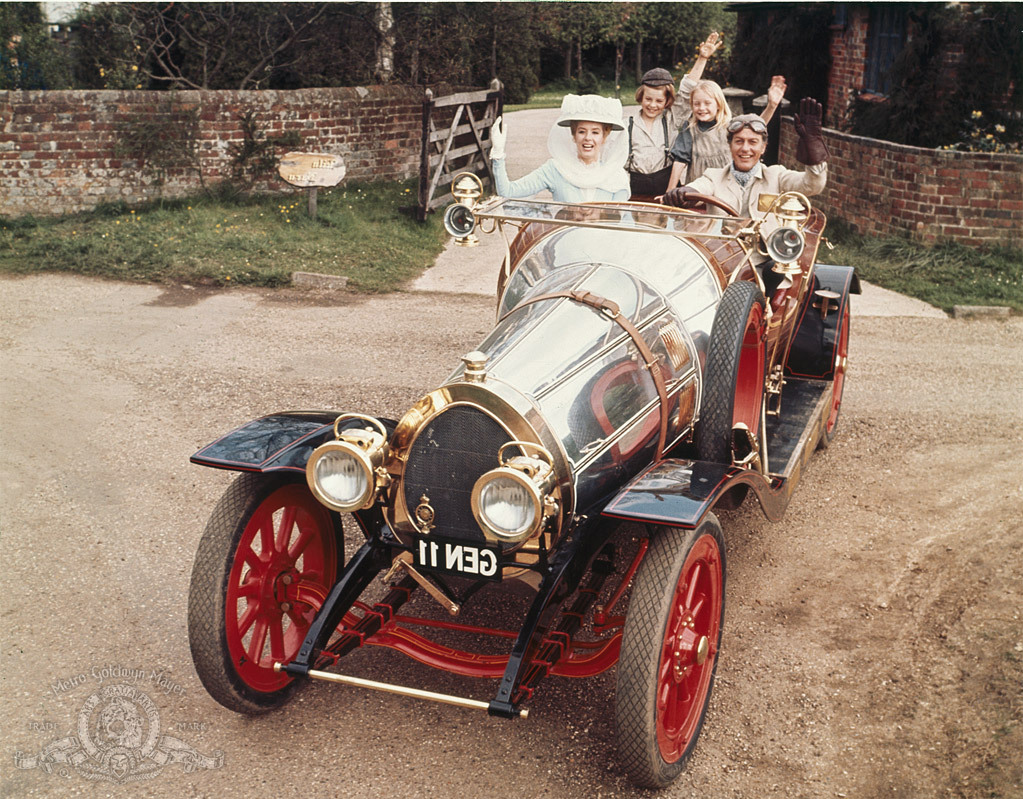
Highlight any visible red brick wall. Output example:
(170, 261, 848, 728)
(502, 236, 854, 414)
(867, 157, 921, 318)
(1, 86, 425, 217)
(826, 7, 869, 129)
(779, 120, 1023, 248)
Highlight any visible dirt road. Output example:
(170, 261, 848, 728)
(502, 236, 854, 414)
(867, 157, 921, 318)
(1, 273, 1020, 799)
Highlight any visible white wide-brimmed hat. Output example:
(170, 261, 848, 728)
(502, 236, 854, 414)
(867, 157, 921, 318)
(555, 94, 625, 131)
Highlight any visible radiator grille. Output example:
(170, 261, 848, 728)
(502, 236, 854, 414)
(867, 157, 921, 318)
(402, 406, 513, 543)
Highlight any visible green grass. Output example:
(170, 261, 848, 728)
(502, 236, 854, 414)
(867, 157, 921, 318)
(825, 218, 1023, 314)
(0, 178, 448, 292)
(505, 77, 641, 113)
(3, 185, 1020, 312)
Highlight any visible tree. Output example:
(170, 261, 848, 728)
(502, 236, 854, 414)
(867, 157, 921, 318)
(374, 2, 394, 83)
(0, 2, 72, 89)
(72, 2, 329, 91)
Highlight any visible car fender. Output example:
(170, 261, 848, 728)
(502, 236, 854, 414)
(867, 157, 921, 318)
(190, 411, 396, 474)
(785, 264, 860, 380)
(601, 458, 789, 529)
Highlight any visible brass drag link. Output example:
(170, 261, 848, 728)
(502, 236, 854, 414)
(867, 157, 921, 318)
(273, 663, 529, 718)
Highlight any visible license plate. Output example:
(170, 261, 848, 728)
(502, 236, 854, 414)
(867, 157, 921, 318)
(411, 533, 501, 581)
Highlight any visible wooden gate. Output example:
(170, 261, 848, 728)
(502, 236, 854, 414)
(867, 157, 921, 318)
(417, 79, 503, 221)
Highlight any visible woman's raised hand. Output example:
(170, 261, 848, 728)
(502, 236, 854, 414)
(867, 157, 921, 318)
(490, 116, 507, 161)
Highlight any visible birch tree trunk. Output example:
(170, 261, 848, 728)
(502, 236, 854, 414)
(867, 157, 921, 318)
(374, 2, 394, 83)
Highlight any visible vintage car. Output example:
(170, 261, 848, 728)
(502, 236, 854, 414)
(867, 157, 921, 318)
(187, 175, 858, 788)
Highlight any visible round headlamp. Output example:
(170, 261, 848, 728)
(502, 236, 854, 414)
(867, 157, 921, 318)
(473, 470, 541, 542)
(306, 415, 389, 512)
(471, 442, 556, 545)
(766, 226, 805, 263)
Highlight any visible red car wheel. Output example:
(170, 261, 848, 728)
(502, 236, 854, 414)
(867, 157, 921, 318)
(615, 516, 725, 788)
(188, 473, 339, 713)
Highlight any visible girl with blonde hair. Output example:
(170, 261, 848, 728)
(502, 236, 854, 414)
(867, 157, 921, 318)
(666, 31, 787, 190)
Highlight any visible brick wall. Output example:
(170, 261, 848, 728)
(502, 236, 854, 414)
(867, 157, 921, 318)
(1, 86, 425, 217)
(826, 7, 869, 129)
(779, 121, 1023, 248)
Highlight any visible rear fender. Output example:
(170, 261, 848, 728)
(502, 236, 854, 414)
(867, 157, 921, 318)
(785, 264, 859, 380)
(190, 411, 396, 474)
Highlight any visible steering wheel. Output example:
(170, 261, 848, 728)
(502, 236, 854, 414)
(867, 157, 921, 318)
(679, 192, 740, 217)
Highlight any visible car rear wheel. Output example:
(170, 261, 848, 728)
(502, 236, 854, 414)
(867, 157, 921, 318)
(696, 280, 767, 465)
(818, 300, 850, 449)
(614, 516, 725, 788)
(188, 472, 340, 713)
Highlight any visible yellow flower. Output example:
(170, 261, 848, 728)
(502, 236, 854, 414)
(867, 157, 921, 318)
(131, 65, 138, 72)
(971, 110, 983, 119)
(995, 124, 1006, 134)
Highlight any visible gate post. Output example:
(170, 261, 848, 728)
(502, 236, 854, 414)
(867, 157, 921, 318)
(418, 88, 434, 222)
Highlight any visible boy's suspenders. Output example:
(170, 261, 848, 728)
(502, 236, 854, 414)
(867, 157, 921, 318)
(627, 113, 671, 172)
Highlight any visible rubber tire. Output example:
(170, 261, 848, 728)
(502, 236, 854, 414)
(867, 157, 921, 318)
(818, 300, 850, 450)
(615, 516, 726, 788)
(696, 281, 767, 465)
(188, 472, 340, 714)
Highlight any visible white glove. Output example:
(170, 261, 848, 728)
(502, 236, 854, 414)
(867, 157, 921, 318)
(490, 116, 506, 161)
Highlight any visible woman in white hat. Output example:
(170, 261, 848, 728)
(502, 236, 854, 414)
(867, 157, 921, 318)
(489, 94, 630, 202)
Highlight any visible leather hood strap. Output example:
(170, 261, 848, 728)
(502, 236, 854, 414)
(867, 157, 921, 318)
(503, 289, 670, 460)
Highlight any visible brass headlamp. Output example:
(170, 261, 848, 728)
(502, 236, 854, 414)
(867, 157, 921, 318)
(471, 441, 558, 545)
(306, 414, 391, 512)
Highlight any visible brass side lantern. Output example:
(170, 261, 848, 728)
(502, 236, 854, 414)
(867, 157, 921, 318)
(764, 192, 812, 275)
(444, 172, 484, 247)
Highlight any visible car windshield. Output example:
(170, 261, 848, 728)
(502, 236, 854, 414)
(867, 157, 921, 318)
(476, 197, 747, 239)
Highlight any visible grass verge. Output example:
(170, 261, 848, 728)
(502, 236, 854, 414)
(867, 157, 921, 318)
(505, 77, 640, 113)
(0, 178, 448, 293)
(826, 218, 1023, 314)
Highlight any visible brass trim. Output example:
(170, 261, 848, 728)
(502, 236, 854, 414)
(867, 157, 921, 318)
(381, 551, 460, 616)
(274, 664, 528, 718)
(386, 382, 571, 551)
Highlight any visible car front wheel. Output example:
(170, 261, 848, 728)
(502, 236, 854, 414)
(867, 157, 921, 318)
(188, 472, 340, 713)
(614, 516, 725, 788)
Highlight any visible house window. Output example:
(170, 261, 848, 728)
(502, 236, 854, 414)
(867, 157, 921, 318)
(864, 5, 907, 95)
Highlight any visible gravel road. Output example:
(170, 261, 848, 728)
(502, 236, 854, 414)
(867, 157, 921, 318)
(1, 107, 1019, 799)
(1, 269, 1020, 799)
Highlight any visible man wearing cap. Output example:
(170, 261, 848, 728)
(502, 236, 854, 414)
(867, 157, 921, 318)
(625, 68, 679, 198)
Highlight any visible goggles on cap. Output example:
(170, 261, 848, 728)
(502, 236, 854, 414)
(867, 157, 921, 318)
(727, 115, 768, 136)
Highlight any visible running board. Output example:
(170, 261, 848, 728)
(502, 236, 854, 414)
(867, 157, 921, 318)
(273, 662, 529, 718)
(602, 378, 833, 527)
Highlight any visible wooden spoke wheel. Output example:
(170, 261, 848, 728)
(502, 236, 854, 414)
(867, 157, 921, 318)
(615, 516, 726, 788)
(188, 473, 340, 713)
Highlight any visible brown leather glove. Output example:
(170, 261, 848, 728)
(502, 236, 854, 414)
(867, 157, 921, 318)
(794, 97, 829, 165)
(660, 186, 701, 208)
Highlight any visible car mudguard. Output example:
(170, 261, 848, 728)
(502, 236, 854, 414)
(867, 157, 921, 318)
(785, 264, 860, 380)
(190, 411, 396, 474)
(601, 458, 791, 528)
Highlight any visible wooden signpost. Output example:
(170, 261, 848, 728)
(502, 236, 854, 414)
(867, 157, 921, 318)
(278, 152, 347, 218)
